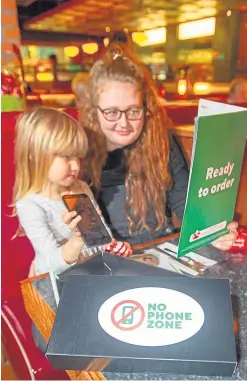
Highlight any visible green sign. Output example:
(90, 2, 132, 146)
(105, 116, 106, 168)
(178, 100, 247, 257)
(1, 94, 25, 112)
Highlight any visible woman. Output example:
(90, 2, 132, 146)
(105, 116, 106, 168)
(65, 47, 237, 251)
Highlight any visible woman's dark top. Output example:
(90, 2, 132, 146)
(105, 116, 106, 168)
(97, 137, 189, 246)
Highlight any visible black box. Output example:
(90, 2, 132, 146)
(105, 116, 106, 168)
(54, 252, 183, 295)
(46, 256, 237, 377)
(57, 251, 184, 279)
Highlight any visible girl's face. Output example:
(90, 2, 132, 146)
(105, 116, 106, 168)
(48, 156, 80, 188)
(97, 81, 145, 151)
(142, 256, 157, 265)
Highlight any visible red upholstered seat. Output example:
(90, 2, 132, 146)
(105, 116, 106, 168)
(2, 298, 68, 380)
(1, 111, 69, 380)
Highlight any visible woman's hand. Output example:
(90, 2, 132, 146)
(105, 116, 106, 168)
(104, 239, 132, 257)
(211, 221, 238, 251)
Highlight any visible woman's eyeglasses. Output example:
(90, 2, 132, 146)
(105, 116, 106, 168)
(97, 106, 145, 122)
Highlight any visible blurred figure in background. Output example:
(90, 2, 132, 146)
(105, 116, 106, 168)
(165, 63, 175, 81)
(228, 77, 247, 104)
(71, 72, 89, 109)
(49, 54, 58, 82)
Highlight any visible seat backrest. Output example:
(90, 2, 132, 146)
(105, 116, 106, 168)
(1, 112, 35, 299)
(165, 102, 247, 125)
(1, 109, 80, 299)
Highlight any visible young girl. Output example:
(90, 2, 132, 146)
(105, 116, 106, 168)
(12, 107, 131, 277)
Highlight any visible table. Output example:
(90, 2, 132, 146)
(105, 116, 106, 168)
(21, 235, 247, 380)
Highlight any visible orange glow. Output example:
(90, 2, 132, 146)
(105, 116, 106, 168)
(177, 79, 187, 95)
(193, 82, 212, 95)
(36, 72, 54, 82)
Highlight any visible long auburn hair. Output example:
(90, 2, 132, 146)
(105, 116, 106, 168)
(12, 107, 88, 212)
(80, 46, 172, 233)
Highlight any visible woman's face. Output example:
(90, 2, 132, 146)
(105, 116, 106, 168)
(97, 81, 145, 151)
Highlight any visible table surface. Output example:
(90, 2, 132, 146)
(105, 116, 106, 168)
(30, 236, 247, 381)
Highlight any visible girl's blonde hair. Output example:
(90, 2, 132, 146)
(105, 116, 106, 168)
(13, 107, 88, 205)
(80, 46, 172, 233)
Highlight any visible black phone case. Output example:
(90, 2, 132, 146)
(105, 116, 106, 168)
(62, 193, 112, 248)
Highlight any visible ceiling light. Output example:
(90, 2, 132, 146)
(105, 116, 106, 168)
(124, 28, 128, 33)
(227, 10, 231, 16)
(132, 27, 166, 47)
(64, 46, 79, 58)
(132, 32, 148, 45)
(103, 38, 110, 47)
(178, 17, 216, 40)
(82, 42, 98, 55)
(105, 26, 111, 32)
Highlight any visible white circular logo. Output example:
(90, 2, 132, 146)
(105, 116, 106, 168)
(98, 287, 204, 346)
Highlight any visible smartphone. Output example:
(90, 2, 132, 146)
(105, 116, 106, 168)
(62, 193, 112, 248)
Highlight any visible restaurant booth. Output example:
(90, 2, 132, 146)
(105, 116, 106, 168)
(1, 106, 247, 380)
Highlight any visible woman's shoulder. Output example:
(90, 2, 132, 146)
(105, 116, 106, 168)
(168, 135, 188, 170)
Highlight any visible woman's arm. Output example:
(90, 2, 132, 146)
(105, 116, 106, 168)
(167, 136, 189, 221)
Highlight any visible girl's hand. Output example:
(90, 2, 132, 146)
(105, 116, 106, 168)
(62, 208, 102, 233)
(62, 211, 132, 257)
(62, 210, 82, 237)
(61, 211, 84, 264)
(211, 221, 238, 251)
(104, 239, 132, 257)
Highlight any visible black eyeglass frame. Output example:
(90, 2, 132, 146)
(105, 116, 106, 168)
(97, 106, 146, 121)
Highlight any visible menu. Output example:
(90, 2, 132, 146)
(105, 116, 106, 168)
(178, 99, 247, 257)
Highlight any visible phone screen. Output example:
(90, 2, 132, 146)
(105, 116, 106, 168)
(62, 194, 112, 248)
